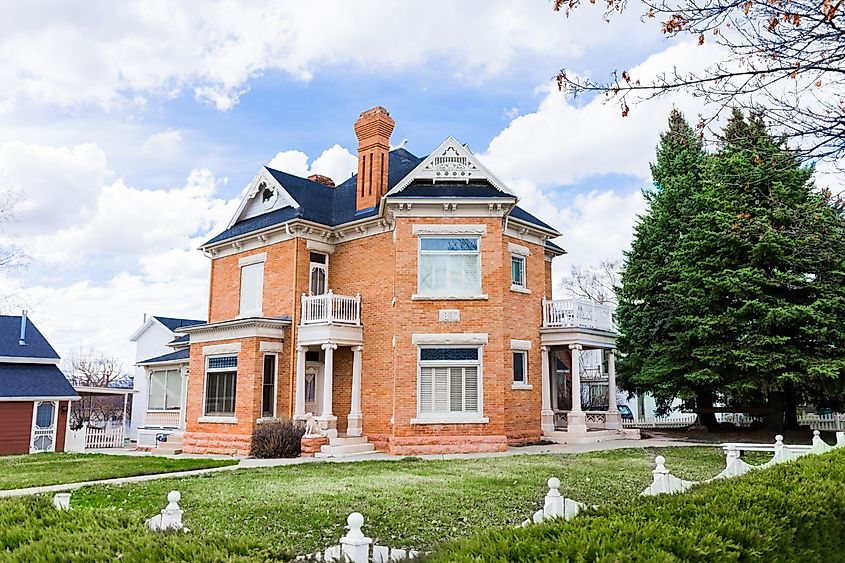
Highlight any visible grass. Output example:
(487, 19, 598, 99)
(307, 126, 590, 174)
(0, 453, 237, 490)
(0, 446, 735, 560)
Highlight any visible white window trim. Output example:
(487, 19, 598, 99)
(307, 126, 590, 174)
(510, 339, 533, 350)
(507, 242, 530, 256)
(202, 354, 238, 418)
(412, 333, 489, 346)
(413, 344, 486, 424)
(511, 349, 530, 389)
(238, 252, 267, 267)
(148, 368, 182, 411)
(261, 353, 278, 419)
(239, 260, 265, 317)
(511, 339, 532, 390)
(416, 234, 484, 299)
(203, 343, 241, 355)
(309, 252, 329, 296)
(510, 253, 529, 293)
(412, 224, 487, 235)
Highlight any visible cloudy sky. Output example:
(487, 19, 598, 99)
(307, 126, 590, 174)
(0, 1, 718, 370)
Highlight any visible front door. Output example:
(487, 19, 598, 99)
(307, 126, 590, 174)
(304, 362, 324, 416)
(31, 401, 58, 453)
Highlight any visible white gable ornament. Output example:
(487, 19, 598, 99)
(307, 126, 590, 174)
(227, 167, 301, 228)
(387, 136, 515, 196)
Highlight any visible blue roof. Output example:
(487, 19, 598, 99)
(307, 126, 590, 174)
(205, 148, 423, 246)
(139, 348, 190, 365)
(0, 316, 60, 360)
(387, 182, 515, 199)
(546, 239, 566, 253)
(167, 334, 190, 346)
(153, 316, 205, 332)
(0, 364, 78, 399)
(508, 206, 559, 233)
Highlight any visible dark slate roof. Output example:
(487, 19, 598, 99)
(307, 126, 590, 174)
(386, 181, 514, 199)
(167, 334, 190, 346)
(546, 239, 566, 253)
(138, 348, 190, 365)
(153, 316, 205, 332)
(0, 364, 78, 399)
(205, 148, 423, 246)
(0, 316, 60, 360)
(508, 206, 559, 233)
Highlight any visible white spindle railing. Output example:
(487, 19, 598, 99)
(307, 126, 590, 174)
(798, 413, 845, 432)
(301, 290, 362, 326)
(145, 410, 182, 428)
(542, 298, 614, 332)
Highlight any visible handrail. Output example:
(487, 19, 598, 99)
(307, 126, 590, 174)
(301, 290, 361, 326)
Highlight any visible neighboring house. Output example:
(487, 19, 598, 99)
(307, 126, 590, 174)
(129, 315, 204, 444)
(177, 106, 621, 456)
(0, 313, 79, 454)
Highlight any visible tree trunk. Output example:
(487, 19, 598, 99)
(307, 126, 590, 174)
(695, 388, 719, 429)
(764, 390, 785, 432)
(783, 380, 799, 431)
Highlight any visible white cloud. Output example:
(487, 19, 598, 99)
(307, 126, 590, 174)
(0, 1, 655, 111)
(268, 144, 357, 186)
(142, 129, 182, 154)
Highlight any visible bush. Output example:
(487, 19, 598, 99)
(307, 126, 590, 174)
(249, 419, 305, 458)
(425, 448, 845, 562)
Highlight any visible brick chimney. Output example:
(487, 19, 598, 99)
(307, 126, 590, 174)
(307, 173, 335, 187)
(354, 106, 395, 211)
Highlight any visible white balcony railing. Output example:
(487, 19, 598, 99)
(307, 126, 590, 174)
(301, 290, 362, 326)
(542, 298, 615, 332)
(145, 410, 182, 428)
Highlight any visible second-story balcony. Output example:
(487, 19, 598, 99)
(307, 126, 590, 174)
(542, 297, 615, 332)
(301, 290, 362, 326)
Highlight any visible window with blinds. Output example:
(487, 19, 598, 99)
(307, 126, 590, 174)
(205, 355, 237, 417)
(418, 347, 481, 418)
(418, 237, 481, 297)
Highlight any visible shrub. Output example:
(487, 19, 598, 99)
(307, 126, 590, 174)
(249, 419, 305, 458)
(425, 448, 845, 562)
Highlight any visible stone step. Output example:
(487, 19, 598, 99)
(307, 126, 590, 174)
(316, 443, 375, 456)
(156, 446, 183, 455)
(328, 435, 368, 446)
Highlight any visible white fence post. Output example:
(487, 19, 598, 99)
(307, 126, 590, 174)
(146, 491, 185, 532)
(641, 455, 694, 496)
(340, 513, 372, 563)
(53, 492, 71, 510)
(810, 430, 833, 455)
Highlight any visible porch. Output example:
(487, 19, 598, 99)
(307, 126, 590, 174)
(539, 298, 637, 443)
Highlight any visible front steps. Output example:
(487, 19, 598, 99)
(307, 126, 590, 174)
(154, 433, 184, 455)
(314, 435, 375, 459)
(545, 428, 640, 445)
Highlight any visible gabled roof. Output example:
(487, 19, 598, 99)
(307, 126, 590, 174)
(0, 316, 60, 360)
(130, 315, 206, 342)
(386, 181, 514, 199)
(0, 364, 78, 400)
(204, 148, 423, 246)
(137, 348, 190, 366)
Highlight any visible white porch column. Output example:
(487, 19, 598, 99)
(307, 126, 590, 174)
(347, 345, 364, 436)
(568, 344, 587, 434)
(319, 343, 338, 437)
(540, 346, 555, 435)
(605, 348, 622, 430)
(294, 346, 307, 419)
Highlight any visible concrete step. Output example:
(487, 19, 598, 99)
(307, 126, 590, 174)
(156, 446, 183, 455)
(328, 435, 368, 446)
(315, 442, 376, 458)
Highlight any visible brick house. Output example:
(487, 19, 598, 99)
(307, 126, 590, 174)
(179, 106, 623, 456)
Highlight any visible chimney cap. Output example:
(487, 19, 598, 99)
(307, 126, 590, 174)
(358, 106, 391, 119)
(307, 174, 336, 188)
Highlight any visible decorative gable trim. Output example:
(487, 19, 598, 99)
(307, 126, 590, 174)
(387, 137, 515, 196)
(227, 168, 301, 229)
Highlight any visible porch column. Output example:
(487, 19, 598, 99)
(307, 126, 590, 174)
(540, 346, 555, 435)
(347, 345, 364, 437)
(568, 344, 587, 433)
(319, 342, 338, 437)
(293, 346, 307, 419)
(605, 348, 622, 430)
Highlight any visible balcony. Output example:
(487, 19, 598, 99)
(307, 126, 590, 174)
(542, 298, 614, 332)
(301, 291, 362, 325)
(298, 290, 363, 346)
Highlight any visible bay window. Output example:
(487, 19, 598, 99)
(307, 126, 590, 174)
(418, 237, 481, 297)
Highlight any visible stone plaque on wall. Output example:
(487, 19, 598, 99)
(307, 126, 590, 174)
(439, 309, 460, 323)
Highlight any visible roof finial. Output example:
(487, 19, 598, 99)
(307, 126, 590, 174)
(19, 310, 27, 346)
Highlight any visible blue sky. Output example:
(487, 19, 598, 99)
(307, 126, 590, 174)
(0, 1, 711, 367)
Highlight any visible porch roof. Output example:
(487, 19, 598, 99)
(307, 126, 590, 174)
(137, 348, 190, 366)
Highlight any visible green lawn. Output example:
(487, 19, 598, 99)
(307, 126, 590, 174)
(0, 453, 237, 490)
(0, 447, 733, 560)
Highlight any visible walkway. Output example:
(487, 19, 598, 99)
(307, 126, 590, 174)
(0, 437, 696, 498)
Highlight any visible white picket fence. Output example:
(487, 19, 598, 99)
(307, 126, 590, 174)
(85, 424, 125, 449)
(297, 513, 421, 562)
(798, 413, 845, 432)
(622, 414, 698, 429)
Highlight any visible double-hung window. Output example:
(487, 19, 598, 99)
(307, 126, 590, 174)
(511, 255, 526, 288)
(512, 351, 528, 385)
(261, 354, 277, 418)
(204, 355, 237, 417)
(418, 237, 481, 297)
(148, 369, 182, 410)
(417, 347, 482, 421)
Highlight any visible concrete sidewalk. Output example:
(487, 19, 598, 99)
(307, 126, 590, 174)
(0, 438, 699, 498)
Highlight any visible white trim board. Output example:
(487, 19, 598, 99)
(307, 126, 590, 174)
(412, 333, 489, 346)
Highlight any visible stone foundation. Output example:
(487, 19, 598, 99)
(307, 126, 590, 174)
(507, 429, 543, 446)
(365, 433, 391, 452)
(183, 432, 252, 456)
(300, 436, 329, 457)
(389, 435, 508, 456)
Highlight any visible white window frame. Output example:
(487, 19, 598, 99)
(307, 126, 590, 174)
(415, 235, 483, 299)
(508, 242, 531, 294)
(259, 353, 278, 420)
(148, 368, 183, 411)
(200, 354, 238, 422)
(238, 254, 266, 317)
(412, 345, 487, 424)
(309, 252, 328, 296)
(511, 339, 533, 390)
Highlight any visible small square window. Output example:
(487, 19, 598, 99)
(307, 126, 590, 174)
(511, 255, 526, 288)
(513, 351, 527, 384)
